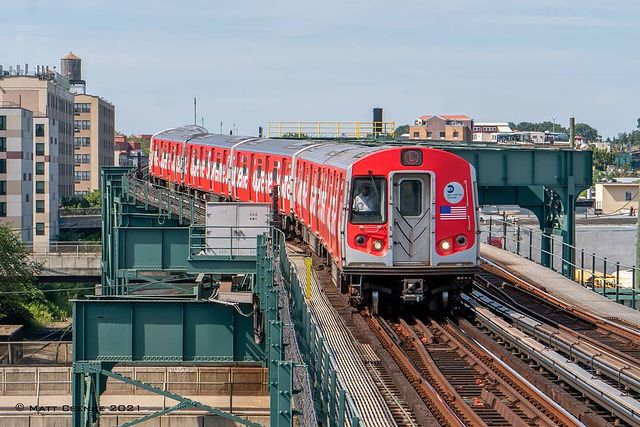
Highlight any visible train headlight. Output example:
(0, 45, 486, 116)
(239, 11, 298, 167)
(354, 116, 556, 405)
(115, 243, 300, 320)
(456, 235, 467, 246)
(372, 239, 384, 251)
(355, 234, 367, 246)
(439, 239, 452, 251)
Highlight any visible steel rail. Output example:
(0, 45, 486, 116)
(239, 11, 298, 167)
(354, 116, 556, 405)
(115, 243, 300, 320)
(472, 286, 640, 397)
(475, 271, 640, 366)
(480, 258, 640, 343)
(465, 295, 640, 426)
(365, 314, 466, 427)
(422, 319, 577, 427)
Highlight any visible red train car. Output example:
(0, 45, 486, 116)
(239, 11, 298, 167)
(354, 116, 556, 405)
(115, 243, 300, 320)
(149, 126, 479, 311)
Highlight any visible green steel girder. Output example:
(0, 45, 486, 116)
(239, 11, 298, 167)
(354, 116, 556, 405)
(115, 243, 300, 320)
(435, 145, 592, 278)
(72, 363, 262, 427)
(422, 144, 592, 188)
(73, 299, 263, 363)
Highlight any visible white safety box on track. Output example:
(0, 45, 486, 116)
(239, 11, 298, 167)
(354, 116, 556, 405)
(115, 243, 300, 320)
(205, 202, 271, 257)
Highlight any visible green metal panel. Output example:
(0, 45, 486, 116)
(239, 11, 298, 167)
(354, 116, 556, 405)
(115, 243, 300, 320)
(119, 227, 190, 271)
(74, 299, 263, 363)
(428, 145, 592, 188)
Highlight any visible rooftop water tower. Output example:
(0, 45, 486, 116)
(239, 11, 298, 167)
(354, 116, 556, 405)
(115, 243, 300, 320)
(61, 51, 86, 93)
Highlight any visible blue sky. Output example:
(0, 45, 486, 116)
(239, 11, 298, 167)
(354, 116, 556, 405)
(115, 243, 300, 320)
(3, 0, 639, 137)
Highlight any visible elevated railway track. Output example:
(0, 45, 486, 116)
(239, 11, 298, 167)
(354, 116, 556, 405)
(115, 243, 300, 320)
(466, 262, 640, 426)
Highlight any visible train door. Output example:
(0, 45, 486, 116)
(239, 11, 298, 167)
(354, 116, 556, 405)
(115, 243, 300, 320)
(391, 173, 431, 265)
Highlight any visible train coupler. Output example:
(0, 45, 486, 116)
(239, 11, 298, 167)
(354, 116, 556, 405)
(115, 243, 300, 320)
(401, 278, 425, 303)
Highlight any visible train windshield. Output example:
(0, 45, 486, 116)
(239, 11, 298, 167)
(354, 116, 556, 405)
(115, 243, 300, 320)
(351, 177, 386, 223)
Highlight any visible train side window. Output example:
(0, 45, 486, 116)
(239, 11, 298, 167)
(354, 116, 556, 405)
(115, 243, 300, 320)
(350, 177, 386, 224)
(399, 179, 423, 217)
(272, 161, 279, 182)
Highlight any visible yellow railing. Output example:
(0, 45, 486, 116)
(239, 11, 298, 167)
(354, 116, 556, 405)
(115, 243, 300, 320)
(267, 121, 396, 139)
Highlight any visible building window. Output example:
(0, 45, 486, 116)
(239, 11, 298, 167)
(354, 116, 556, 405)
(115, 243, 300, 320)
(427, 131, 432, 138)
(440, 132, 446, 138)
(82, 171, 90, 181)
(0, 181, 5, 195)
(74, 154, 81, 164)
(0, 116, 5, 130)
(35, 123, 45, 137)
(0, 137, 5, 152)
(36, 143, 45, 155)
(0, 202, 6, 218)
(0, 159, 5, 173)
(453, 131, 459, 138)
(413, 132, 420, 138)
(74, 138, 81, 148)
(74, 120, 81, 132)
(82, 137, 90, 147)
(36, 200, 45, 213)
(82, 103, 90, 113)
(36, 222, 45, 235)
(36, 162, 45, 175)
(82, 154, 90, 164)
(36, 181, 45, 194)
(75, 171, 82, 181)
(82, 120, 90, 130)
(626, 191, 632, 201)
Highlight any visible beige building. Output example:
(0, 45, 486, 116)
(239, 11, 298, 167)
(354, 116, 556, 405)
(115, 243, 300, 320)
(0, 104, 33, 242)
(74, 94, 115, 195)
(472, 122, 513, 142)
(0, 68, 74, 242)
(595, 182, 640, 214)
(409, 115, 473, 141)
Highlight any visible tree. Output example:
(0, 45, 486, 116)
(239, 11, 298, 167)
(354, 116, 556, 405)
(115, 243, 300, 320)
(85, 189, 101, 208)
(0, 224, 41, 322)
(394, 124, 410, 137)
(574, 123, 600, 142)
(511, 121, 568, 134)
(637, 118, 640, 130)
(591, 148, 616, 171)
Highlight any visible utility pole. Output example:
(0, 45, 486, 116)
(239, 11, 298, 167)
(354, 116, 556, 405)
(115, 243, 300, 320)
(569, 117, 575, 148)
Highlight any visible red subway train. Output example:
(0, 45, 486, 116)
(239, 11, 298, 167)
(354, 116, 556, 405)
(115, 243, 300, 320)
(149, 126, 479, 311)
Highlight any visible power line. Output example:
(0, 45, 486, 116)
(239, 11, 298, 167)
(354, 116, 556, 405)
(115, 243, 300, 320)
(0, 286, 95, 296)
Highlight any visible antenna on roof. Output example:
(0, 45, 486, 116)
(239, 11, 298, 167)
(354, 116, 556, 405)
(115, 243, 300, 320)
(193, 97, 197, 126)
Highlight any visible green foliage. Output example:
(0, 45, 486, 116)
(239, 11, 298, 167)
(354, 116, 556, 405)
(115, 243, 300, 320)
(61, 189, 101, 208)
(394, 124, 410, 137)
(574, 123, 600, 141)
(85, 189, 101, 207)
(27, 300, 66, 326)
(511, 121, 569, 134)
(56, 230, 101, 242)
(38, 283, 93, 316)
(591, 148, 616, 171)
(0, 224, 41, 323)
(612, 130, 640, 147)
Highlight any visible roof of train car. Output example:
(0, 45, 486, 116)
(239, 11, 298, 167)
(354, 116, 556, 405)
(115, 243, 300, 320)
(297, 143, 385, 170)
(154, 126, 208, 143)
(154, 127, 439, 170)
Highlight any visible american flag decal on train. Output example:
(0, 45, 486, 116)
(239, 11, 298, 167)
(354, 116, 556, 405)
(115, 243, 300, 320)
(440, 206, 466, 220)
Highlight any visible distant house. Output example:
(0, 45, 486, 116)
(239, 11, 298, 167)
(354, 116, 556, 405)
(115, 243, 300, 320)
(595, 180, 640, 214)
(472, 122, 512, 142)
(409, 115, 473, 141)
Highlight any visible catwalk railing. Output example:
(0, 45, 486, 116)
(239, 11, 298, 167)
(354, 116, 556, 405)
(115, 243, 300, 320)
(480, 217, 640, 309)
(256, 231, 362, 426)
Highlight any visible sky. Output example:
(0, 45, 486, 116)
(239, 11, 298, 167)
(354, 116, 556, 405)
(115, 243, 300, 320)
(2, 0, 639, 138)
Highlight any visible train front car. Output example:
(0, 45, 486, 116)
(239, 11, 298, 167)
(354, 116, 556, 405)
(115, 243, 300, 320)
(343, 146, 479, 312)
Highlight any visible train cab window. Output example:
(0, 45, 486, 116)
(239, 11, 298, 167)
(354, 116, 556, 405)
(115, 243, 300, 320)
(399, 179, 423, 217)
(351, 177, 386, 224)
